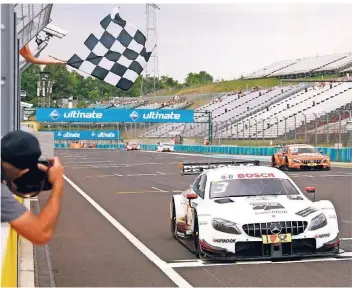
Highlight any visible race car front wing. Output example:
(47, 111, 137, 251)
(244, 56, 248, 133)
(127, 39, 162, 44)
(199, 235, 340, 260)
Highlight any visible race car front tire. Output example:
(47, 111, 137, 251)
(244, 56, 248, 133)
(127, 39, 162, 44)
(192, 211, 202, 258)
(271, 155, 276, 167)
(284, 157, 291, 171)
(170, 199, 177, 238)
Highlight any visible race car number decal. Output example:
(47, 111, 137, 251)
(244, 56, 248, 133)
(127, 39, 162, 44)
(250, 202, 285, 210)
(212, 182, 229, 194)
(237, 173, 275, 178)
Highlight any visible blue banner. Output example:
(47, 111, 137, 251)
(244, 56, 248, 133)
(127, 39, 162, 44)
(35, 108, 194, 123)
(54, 130, 120, 140)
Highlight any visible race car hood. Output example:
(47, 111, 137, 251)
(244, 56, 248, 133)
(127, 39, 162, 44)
(207, 195, 317, 223)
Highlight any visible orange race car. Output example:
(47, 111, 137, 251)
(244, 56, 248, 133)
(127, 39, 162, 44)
(271, 144, 331, 170)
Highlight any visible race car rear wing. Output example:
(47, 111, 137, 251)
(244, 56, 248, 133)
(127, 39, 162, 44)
(179, 160, 260, 175)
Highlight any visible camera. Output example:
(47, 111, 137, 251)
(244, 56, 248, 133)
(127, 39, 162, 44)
(42, 24, 68, 39)
(9, 158, 53, 197)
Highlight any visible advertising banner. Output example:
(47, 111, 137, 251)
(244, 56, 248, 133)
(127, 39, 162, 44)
(35, 108, 194, 123)
(54, 130, 120, 140)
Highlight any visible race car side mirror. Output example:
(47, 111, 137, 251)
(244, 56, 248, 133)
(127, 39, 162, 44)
(186, 193, 198, 200)
(305, 186, 316, 201)
(305, 187, 316, 193)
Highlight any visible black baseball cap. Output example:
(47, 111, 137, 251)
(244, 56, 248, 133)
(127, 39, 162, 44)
(1, 130, 42, 169)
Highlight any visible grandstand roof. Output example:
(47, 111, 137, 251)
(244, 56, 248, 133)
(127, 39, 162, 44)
(245, 53, 352, 79)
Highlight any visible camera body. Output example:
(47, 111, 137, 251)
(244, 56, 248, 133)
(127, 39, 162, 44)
(9, 158, 53, 197)
(38, 159, 53, 191)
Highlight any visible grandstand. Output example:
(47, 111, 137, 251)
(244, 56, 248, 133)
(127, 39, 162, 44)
(245, 53, 352, 79)
(217, 81, 352, 139)
(141, 83, 311, 138)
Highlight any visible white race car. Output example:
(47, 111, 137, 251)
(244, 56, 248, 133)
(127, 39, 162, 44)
(170, 160, 340, 260)
(157, 142, 174, 152)
(125, 142, 140, 151)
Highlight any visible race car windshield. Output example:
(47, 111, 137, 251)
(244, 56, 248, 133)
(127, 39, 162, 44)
(291, 147, 318, 154)
(209, 179, 300, 199)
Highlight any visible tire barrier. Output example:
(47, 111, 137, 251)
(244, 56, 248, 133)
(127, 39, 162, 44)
(54, 143, 352, 162)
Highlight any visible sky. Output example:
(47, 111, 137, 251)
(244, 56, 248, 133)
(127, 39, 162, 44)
(38, 3, 352, 83)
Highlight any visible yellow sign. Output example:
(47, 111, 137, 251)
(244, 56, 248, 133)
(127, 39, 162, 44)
(262, 234, 292, 244)
(307, 163, 317, 167)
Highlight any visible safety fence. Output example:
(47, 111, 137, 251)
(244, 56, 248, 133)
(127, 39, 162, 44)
(54, 143, 352, 162)
(44, 110, 352, 147)
(1, 196, 23, 287)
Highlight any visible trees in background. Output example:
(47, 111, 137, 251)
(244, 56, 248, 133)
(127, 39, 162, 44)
(20, 64, 214, 105)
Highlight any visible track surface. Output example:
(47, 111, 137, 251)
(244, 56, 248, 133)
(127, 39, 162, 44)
(37, 149, 352, 287)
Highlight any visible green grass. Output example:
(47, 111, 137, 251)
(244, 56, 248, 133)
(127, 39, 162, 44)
(153, 74, 340, 97)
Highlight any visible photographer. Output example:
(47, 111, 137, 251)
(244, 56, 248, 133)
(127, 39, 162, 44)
(1, 130, 64, 245)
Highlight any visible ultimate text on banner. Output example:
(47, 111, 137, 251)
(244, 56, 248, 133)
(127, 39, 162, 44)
(35, 108, 195, 123)
(53, 130, 120, 140)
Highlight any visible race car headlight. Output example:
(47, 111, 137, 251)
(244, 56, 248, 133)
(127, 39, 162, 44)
(293, 159, 301, 163)
(322, 158, 329, 163)
(211, 218, 241, 234)
(309, 213, 327, 231)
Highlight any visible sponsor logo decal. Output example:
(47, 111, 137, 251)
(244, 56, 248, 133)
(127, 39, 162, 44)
(96, 132, 116, 138)
(198, 213, 211, 217)
(199, 221, 208, 225)
(59, 110, 103, 119)
(287, 195, 304, 200)
(50, 109, 60, 120)
(246, 196, 277, 201)
(62, 132, 80, 138)
(129, 110, 140, 121)
(213, 239, 236, 243)
(251, 202, 285, 211)
(329, 215, 337, 219)
(57, 131, 62, 136)
(256, 211, 287, 215)
(238, 173, 275, 178)
(251, 202, 287, 215)
(315, 233, 330, 238)
(182, 163, 254, 173)
(142, 111, 181, 120)
(176, 231, 185, 238)
(269, 222, 282, 234)
(296, 207, 318, 217)
(221, 174, 234, 180)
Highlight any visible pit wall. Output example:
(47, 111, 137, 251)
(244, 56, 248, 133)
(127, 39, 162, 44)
(1, 197, 23, 287)
(54, 143, 352, 162)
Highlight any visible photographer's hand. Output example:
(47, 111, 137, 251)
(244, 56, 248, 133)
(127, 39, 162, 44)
(38, 157, 64, 191)
(10, 157, 64, 245)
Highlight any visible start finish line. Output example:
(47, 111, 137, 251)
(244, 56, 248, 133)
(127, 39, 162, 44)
(35, 108, 195, 123)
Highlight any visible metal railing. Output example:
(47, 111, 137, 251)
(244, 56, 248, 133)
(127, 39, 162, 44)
(38, 109, 352, 147)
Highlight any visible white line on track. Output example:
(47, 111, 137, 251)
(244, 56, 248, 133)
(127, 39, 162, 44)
(166, 256, 352, 268)
(63, 175, 192, 288)
(152, 187, 167, 192)
(342, 220, 352, 224)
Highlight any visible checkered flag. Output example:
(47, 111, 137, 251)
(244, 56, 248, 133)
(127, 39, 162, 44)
(67, 7, 155, 91)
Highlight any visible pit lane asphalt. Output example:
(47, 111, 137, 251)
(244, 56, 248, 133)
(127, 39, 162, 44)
(37, 149, 352, 287)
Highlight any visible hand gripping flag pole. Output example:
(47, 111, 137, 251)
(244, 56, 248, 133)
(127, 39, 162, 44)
(66, 6, 155, 91)
(20, 44, 67, 65)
